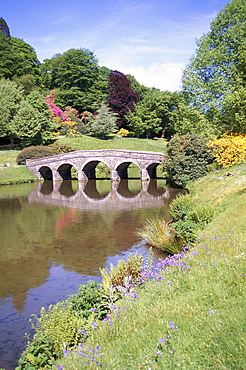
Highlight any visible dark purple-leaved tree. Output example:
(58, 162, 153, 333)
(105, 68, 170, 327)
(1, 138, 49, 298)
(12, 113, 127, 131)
(107, 70, 140, 129)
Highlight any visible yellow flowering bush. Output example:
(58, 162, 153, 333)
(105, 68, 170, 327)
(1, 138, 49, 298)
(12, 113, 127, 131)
(207, 133, 246, 168)
(116, 128, 131, 137)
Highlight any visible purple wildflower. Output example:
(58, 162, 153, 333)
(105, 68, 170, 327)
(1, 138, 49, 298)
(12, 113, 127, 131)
(90, 322, 98, 330)
(168, 321, 179, 330)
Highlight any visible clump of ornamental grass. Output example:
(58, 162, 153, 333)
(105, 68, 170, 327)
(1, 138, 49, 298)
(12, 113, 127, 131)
(137, 218, 184, 255)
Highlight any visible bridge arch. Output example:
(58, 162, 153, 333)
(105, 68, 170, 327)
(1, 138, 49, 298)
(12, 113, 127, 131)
(39, 166, 53, 180)
(81, 160, 111, 180)
(57, 163, 78, 180)
(116, 161, 140, 179)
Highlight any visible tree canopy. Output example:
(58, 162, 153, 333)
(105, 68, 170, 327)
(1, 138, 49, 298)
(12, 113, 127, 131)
(107, 70, 140, 129)
(182, 0, 246, 134)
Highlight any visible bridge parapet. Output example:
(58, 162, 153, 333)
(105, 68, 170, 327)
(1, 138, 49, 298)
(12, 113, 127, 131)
(26, 149, 165, 181)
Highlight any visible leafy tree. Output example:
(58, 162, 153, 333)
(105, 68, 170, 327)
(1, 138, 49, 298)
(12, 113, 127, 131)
(10, 100, 41, 145)
(182, 0, 246, 134)
(14, 74, 38, 95)
(41, 49, 109, 113)
(0, 33, 40, 80)
(0, 79, 54, 145)
(126, 74, 150, 99)
(168, 92, 216, 137)
(91, 102, 118, 139)
(107, 70, 140, 129)
(126, 89, 174, 138)
(0, 79, 23, 141)
(0, 17, 10, 37)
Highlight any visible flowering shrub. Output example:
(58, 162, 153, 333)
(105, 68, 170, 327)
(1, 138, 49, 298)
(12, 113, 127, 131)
(116, 128, 131, 137)
(45, 90, 68, 123)
(207, 132, 246, 168)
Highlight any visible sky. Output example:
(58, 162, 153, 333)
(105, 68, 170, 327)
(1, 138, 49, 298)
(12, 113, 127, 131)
(1, 0, 231, 92)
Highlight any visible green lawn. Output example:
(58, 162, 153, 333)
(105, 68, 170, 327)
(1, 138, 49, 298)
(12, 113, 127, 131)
(57, 135, 167, 152)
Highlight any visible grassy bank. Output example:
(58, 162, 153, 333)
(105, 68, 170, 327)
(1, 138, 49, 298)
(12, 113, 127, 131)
(53, 164, 246, 369)
(0, 136, 167, 185)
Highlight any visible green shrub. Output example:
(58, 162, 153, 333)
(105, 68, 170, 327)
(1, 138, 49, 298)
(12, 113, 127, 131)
(49, 141, 74, 154)
(17, 302, 86, 370)
(68, 281, 107, 320)
(163, 134, 214, 188)
(169, 193, 215, 244)
(16, 145, 57, 165)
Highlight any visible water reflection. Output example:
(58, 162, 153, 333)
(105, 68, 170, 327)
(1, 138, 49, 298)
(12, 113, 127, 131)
(0, 179, 181, 370)
(28, 179, 175, 212)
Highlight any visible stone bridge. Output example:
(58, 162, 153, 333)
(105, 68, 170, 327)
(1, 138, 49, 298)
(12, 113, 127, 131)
(26, 149, 165, 181)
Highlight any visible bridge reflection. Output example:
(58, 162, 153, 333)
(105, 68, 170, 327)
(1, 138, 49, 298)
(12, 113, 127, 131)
(28, 179, 181, 212)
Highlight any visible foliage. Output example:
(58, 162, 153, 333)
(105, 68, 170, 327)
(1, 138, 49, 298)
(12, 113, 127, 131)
(0, 79, 55, 145)
(116, 128, 131, 137)
(169, 193, 215, 244)
(137, 218, 184, 255)
(49, 141, 74, 154)
(45, 90, 68, 123)
(17, 302, 86, 370)
(207, 132, 246, 168)
(100, 253, 143, 293)
(16, 145, 57, 165)
(168, 92, 216, 138)
(0, 17, 10, 37)
(107, 70, 140, 129)
(163, 133, 214, 188)
(91, 102, 118, 139)
(182, 0, 246, 134)
(68, 281, 107, 320)
(0, 33, 40, 81)
(126, 89, 173, 138)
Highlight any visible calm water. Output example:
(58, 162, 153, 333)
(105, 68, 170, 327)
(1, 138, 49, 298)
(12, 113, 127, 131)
(0, 179, 181, 370)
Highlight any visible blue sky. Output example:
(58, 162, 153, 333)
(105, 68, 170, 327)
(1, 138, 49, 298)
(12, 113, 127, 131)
(2, 0, 231, 91)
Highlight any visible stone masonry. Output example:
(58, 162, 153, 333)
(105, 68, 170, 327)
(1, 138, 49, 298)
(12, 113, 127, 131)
(26, 149, 165, 181)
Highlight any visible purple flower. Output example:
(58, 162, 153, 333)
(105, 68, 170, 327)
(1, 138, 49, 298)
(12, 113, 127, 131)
(132, 293, 138, 299)
(156, 350, 163, 355)
(159, 338, 167, 343)
(191, 251, 199, 256)
(170, 348, 175, 354)
(168, 321, 179, 330)
(91, 307, 97, 312)
(209, 309, 215, 315)
(57, 366, 64, 370)
(103, 314, 111, 322)
(90, 322, 98, 329)
(78, 329, 87, 335)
